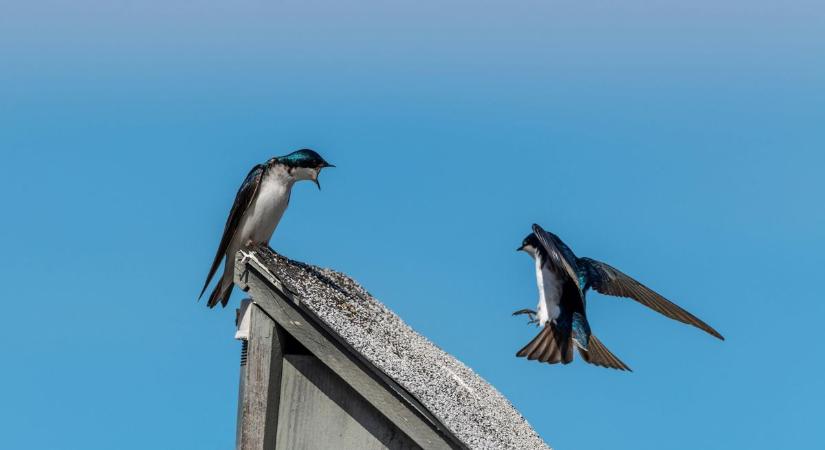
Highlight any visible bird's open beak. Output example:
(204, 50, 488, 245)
(314, 162, 334, 190)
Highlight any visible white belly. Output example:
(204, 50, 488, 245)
(238, 177, 290, 244)
(221, 174, 292, 284)
(535, 258, 562, 326)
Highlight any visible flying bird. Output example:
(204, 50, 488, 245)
(199, 149, 334, 308)
(514, 224, 631, 370)
(514, 224, 724, 370)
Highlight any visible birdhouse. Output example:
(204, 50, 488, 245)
(232, 246, 550, 450)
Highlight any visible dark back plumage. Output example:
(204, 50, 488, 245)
(531, 224, 582, 292)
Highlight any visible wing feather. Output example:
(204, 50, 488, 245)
(531, 224, 581, 290)
(579, 257, 724, 340)
(199, 164, 265, 299)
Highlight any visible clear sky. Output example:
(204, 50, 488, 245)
(1, 1, 823, 449)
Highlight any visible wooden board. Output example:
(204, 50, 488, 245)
(236, 304, 286, 450)
(234, 250, 463, 450)
(275, 355, 420, 450)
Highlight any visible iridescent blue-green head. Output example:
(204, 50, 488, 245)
(273, 149, 335, 189)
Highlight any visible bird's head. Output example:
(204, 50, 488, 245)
(517, 233, 540, 256)
(275, 149, 335, 189)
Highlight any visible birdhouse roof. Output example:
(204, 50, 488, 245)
(236, 246, 550, 450)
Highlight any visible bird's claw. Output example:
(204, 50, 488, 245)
(512, 308, 537, 317)
(238, 250, 263, 285)
(512, 308, 539, 325)
(239, 249, 262, 266)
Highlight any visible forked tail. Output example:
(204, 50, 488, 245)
(578, 334, 632, 371)
(516, 325, 574, 364)
(206, 277, 233, 308)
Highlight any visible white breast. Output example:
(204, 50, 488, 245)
(535, 257, 562, 326)
(220, 168, 294, 286)
(232, 168, 294, 252)
(250, 172, 292, 241)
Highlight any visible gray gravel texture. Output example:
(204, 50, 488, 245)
(255, 247, 551, 450)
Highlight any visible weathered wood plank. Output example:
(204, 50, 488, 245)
(275, 355, 420, 450)
(234, 250, 461, 450)
(236, 304, 286, 450)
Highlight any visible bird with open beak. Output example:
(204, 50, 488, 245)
(200, 149, 334, 308)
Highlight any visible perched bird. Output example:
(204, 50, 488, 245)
(199, 149, 334, 308)
(514, 224, 631, 370)
(514, 225, 724, 370)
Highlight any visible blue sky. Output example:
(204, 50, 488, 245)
(1, 1, 823, 449)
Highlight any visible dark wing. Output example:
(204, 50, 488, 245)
(579, 257, 724, 340)
(199, 164, 265, 299)
(532, 224, 581, 290)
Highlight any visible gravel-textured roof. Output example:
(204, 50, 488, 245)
(255, 247, 551, 450)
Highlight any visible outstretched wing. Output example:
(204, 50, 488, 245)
(199, 164, 265, 299)
(532, 224, 581, 290)
(578, 257, 724, 340)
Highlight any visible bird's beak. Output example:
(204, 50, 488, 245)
(312, 161, 335, 191)
(313, 162, 334, 190)
(516, 244, 525, 252)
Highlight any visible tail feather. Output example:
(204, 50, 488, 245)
(538, 332, 558, 363)
(517, 325, 573, 365)
(206, 278, 233, 308)
(579, 334, 632, 371)
(516, 326, 547, 358)
(530, 330, 552, 361)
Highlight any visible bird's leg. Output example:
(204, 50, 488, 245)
(238, 249, 263, 285)
(512, 308, 539, 325)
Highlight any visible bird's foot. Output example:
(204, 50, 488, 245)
(239, 249, 262, 266)
(512, 308, 539, 325)
(238, 249, 263, 285)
